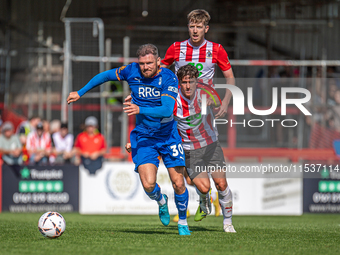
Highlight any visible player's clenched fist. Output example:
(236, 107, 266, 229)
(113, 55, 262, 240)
(67, 91, 80, 104)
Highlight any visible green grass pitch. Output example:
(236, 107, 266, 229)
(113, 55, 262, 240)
(0, 213, 339, 255)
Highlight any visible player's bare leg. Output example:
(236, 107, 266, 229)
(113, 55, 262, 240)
(191, 172, 212, 221)
(138, 163, 170, 226)
(167, 166, 191, 235)
(167, 166, 186, 195)
(211, 171, 236, 233)
(138, 163, 158, 193)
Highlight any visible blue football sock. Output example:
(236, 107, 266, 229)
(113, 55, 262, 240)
(145, 184, 164, 204)
(175, 188, 189, 221)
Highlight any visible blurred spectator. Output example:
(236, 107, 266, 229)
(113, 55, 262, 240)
(52, 122, 74, 164)
(0, 122, 22, 177)
(107, 81, 123, 105)
(16, 115, 41, 136)
(74, 116, 106, 174)
(16, 116, 41, 163)
(42, 119, 50, 134)
(50, 119, 61, 135)
(26, 122, 52, 165)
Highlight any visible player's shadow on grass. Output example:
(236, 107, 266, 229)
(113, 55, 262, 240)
(115, 225, 218, 235)
(118, 229, 170, 235)
(168, 225, 218, 232)
(188, 226, 220, 232)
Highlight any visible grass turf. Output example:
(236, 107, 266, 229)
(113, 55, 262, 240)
(0, 213, 339, 255)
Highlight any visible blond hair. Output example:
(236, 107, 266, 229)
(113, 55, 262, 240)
(187, 9, 211, 26)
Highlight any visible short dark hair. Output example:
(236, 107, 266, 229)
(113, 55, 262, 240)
(136, 44, 159, 58)
(177, 64, 199, 81)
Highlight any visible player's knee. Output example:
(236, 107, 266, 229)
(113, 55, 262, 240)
(142, 182, 156, 193)
(195, 181, 210, 194)
(172, 179, 185, 194)
(174, 186, 186, 194)
(215, 180, 227, 191)
(200, 184, 210, 194)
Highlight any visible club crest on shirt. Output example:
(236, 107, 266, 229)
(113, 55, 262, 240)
(206, 50, 212, 59)
(168, 86, 178, 93)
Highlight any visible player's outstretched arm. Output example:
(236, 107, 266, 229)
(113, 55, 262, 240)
(67, 68, 122, 104)
(77, 70, 118, 97)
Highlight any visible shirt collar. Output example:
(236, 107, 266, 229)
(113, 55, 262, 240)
(187, 39, 207, 48)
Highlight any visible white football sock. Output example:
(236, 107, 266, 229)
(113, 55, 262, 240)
(157, 195, 166, 206)
(178, 218, 188, 225)
(218, 186, 233, 225)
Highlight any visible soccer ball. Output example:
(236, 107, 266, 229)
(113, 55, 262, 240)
(38, 211, 66, 238)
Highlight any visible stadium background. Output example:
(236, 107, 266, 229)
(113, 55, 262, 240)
(0, 0, 340, 215)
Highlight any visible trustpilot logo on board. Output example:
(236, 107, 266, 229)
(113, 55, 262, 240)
(20, 167, 63, 180)
(201, 85, 312, 128)
(19, 167, 64, 193)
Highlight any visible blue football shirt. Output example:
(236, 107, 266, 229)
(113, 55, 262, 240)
(77, 62, 179, 131)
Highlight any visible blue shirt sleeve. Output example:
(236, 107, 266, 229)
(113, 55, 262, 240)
(139, 95, 175, 118)
(77, 64, 132, 97)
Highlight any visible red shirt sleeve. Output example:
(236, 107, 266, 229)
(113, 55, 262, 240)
(216, 45, 231, 71)
(161, 43, 176, 66)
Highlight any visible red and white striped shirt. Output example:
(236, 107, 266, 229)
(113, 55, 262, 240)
(26, 131, 52, 152)
(173, 89, 218, 150)
(161, 39, 231, 86)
